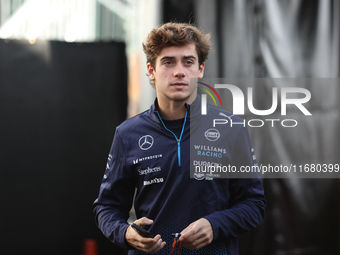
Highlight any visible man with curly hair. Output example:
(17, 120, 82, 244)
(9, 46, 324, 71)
(94, 22, 266, 255)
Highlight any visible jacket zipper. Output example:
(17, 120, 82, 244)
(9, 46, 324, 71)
(156, 111, 188, 166)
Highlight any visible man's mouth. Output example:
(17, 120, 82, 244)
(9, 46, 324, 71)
(171, 82, 187, 87)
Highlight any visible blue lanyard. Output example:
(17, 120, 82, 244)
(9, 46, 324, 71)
(156, 110, 188, 166)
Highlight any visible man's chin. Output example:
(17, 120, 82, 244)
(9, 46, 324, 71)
(171, 95, 190, 102)
(165, 90, 197, 103)
(166, 91, 187, 99)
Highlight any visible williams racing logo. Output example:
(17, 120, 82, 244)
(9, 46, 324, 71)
(194, 145, 227, 158)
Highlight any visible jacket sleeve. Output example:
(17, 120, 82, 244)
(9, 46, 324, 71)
(93, 129, 135, 249)
(204, 126, 266, 241)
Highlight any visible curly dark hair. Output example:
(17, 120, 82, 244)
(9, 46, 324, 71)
(142, 22, 211, 69)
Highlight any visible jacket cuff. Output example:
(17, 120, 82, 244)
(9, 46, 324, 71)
(122, 224, 136, 250)
(203, 215, 220, 242)
(114, 223, 132, 250)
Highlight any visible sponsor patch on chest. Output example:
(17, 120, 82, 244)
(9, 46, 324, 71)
(143, 177, 164, 186)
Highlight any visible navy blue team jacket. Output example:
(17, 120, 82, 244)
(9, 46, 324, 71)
(93, 95, 266, 255)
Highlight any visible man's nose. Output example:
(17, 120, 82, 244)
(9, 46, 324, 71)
(173, 64, 185, 77)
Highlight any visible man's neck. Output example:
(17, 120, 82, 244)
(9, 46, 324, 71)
(157, 100, 187, 120)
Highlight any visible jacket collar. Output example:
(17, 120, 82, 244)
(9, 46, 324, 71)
(149, 95, 202, 123)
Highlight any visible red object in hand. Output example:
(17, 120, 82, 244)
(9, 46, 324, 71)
(83, 239, 98, 255)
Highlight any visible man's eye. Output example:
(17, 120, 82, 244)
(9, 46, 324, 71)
(164, 61, 173, 66)
(185, 61, 194, 65)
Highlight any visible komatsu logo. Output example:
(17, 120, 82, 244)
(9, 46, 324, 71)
(143, 177, 164, 186)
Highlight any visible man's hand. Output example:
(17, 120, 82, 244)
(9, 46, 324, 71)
(179, 218, 213, 250)
(125, 217, 166, 253)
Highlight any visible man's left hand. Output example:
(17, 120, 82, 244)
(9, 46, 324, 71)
(179, 218, 213, 249)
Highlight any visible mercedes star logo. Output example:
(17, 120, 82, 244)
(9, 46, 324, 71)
(138, 135, 154, 150)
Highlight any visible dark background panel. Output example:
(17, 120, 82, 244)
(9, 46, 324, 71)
(162, 0, 195, 24)
(0, 39, 127, 255)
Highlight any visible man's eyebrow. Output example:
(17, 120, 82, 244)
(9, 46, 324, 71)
(159, 56, 176, 61)
(159, 55, 197, 61)
(183, 55, 197, 60)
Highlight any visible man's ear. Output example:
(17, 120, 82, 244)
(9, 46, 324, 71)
(147, 63, 155, 80)
(198, 62, 205, 79)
